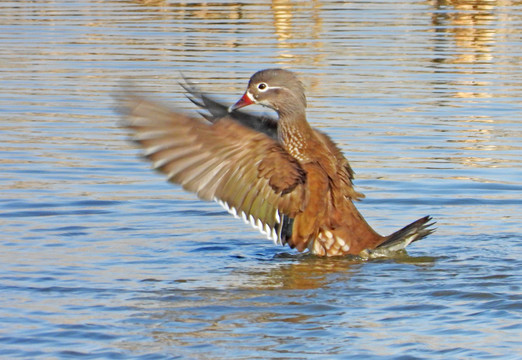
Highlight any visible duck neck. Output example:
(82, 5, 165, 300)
(278, 110, 314, 162)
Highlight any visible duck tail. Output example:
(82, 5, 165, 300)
(376, 215, 436, 252)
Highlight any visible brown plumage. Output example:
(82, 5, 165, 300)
(119, 69, 434, 257)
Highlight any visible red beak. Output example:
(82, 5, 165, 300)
(228, 92, 255, 112)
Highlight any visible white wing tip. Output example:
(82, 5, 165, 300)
(213, 198, 283, 247)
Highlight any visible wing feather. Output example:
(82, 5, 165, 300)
(315, 130, 364, 200)
(180, 77, 279, 139)
(119, 92, 306, 243)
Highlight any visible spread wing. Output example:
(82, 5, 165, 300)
(181, 77, 364, 201)
(180, 77, 279, 139)
(118, 92, 307, 245)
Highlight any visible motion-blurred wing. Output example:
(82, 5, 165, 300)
(118, 92, 307, 245)
(180, 77, 279, 139)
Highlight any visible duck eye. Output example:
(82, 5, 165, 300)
(257, 83, 268, 91)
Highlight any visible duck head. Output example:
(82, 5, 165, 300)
(228, 69, 307, 116)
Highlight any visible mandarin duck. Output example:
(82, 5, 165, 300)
(119, 69, 434, 257)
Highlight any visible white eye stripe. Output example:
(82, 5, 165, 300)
(256, 83, 283, 92)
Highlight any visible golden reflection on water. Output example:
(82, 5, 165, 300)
(270, 0, 325, 66)
(426, 0, 520, 170)
(430, 0, 506, 100)
(272, 0, 293, 42)
(249, 256, 360, 290)
(432, 0, 497, 66)
(3, 0, 518, 190)
(239, 252, 435, 291)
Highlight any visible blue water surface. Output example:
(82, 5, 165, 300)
(1, 1, 521, 359)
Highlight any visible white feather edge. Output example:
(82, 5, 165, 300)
(214, 197, 281, 245)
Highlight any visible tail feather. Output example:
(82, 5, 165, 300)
(377, 215, 435, 252)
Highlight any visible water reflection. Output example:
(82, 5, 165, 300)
(246, 255, 361, 290)
(122, 0, 327, 67)
(426, 0, 521, 172)
(272, 0, 294, 42)
(127, 253, 437, 356)
(431, 0, 497, 66)
(245, 252, 435, 290)
(430, 0, 507, 100)
(270, 0, 325, 66)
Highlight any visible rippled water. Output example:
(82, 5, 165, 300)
(1, 0, 521, 359)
